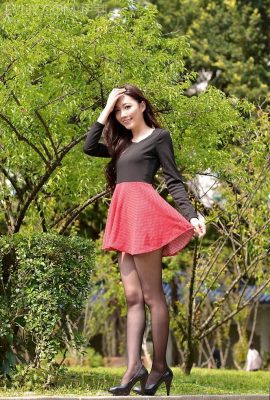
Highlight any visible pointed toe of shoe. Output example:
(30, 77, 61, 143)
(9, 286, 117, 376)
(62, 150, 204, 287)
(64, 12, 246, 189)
(108, 387, 128, 396)
(132, 385, 143, 394)
(107, 386, 117, 395)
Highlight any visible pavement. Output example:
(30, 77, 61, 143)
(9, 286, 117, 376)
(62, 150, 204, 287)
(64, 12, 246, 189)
(0, 396, 269, 400)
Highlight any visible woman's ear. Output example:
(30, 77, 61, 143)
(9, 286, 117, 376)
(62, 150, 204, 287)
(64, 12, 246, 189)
(141, 100, 146, 112)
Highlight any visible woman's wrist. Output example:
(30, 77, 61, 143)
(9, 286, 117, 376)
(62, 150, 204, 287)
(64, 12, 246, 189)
(97, 106, 112, 125)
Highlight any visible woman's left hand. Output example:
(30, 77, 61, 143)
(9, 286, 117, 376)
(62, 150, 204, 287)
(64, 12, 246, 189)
(190, 215, 206, 238)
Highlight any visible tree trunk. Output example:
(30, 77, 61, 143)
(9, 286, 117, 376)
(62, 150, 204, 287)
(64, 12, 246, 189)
(183, 343, 195, 375)
(183, 235, 198, 375)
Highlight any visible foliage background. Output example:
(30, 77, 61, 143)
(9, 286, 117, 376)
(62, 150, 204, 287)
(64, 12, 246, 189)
(0, 0, 269, 387)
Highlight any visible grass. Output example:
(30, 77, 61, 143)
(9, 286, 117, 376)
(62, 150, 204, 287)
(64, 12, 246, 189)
(0, 367, 269, 396)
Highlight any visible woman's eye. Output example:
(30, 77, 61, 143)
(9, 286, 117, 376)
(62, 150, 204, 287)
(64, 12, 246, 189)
(115, 106, 130, 112)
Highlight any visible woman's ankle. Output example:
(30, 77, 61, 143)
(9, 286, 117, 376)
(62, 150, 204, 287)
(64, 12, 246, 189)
(150, 362, 168, 374)
(126, 360, 143, 373)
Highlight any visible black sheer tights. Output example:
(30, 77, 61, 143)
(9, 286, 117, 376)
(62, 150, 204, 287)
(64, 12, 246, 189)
(118, 248, 169, 386)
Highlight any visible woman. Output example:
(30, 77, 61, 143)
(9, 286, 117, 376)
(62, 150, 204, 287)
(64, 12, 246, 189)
(83, 84, 206, 396)
(246, 343, 262, 371)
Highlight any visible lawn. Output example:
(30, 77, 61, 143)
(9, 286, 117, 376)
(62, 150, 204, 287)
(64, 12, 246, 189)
(0, 367, 269, 396)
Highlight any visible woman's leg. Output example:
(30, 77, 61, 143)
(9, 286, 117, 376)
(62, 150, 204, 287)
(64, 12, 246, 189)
(117, 251, 146, 385)
(133, 247, 169, 385)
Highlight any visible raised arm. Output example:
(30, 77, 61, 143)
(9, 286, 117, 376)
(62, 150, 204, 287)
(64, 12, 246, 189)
(155, 129, 198, 222)
(83, 87, 127, 158)
(83, 121, 111, 158)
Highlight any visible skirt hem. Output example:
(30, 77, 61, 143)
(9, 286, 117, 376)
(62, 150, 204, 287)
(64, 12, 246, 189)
(102, 226, 194, 257)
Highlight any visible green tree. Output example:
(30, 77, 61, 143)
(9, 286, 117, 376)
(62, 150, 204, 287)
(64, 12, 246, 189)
(1, 0, 265, 235)
(148, 0, 270, 103)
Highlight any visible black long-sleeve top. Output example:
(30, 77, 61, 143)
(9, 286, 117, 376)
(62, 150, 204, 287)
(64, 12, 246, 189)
(83, 121, 198, 221)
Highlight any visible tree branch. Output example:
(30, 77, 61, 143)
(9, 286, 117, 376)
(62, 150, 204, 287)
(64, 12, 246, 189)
(197, 276, 270, 340)
(34, 198, 48, 232)
(13, 132, 90, 232)
(197, 252, 268, 335)
(36, 90, 79, 111)
(58, 189, 109, 234)
(34, 110, 57, 160)
(0, 113, 49, 165)
(194, 218, 270, 313)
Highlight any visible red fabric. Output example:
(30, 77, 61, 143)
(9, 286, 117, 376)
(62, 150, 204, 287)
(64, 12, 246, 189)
(102, 182, 195, 257)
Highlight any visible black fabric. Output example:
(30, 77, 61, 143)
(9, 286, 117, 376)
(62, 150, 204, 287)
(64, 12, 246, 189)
(83, 121, 198, 221)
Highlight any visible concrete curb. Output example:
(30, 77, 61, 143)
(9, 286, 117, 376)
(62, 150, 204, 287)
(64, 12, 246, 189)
(0, 396, 268, 400)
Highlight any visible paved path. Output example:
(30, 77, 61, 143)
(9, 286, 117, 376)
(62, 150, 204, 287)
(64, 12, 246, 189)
(0, 395, 268, 400)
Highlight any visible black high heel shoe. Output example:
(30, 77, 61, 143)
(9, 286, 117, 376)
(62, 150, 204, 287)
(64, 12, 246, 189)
(133, 367, 173, 396)
(108, 365, 148, 396)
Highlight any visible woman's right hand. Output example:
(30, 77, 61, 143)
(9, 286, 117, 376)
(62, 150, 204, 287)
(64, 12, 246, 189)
(105, 87, 127, 113)
(97, 87, 127, 125)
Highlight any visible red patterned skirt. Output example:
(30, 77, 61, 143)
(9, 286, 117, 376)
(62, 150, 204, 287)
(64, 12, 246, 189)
(102, 182, 195, 257)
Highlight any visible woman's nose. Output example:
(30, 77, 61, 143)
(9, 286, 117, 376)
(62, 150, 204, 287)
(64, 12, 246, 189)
(121, 111, 128, 118)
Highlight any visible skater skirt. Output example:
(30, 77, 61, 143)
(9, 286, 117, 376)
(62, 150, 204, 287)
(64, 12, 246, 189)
(102, 182, 195, 257)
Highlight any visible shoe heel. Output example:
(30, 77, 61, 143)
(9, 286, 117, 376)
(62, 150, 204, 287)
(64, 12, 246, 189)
(139, 373, 148, 394)
(165, 376, 173, 396)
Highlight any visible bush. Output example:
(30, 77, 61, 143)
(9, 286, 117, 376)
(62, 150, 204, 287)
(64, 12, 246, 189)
(0, 232, 95, 385)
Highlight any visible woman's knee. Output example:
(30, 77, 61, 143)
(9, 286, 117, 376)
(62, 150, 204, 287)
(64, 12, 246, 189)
(125, 289, 144, 308)
(142, 289, 165, 308)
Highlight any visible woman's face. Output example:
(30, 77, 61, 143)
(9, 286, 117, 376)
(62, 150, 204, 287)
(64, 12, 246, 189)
(114, 94, 145, 129)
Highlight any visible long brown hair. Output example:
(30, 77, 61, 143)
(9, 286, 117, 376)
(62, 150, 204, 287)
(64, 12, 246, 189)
(103, 84, 161, 193)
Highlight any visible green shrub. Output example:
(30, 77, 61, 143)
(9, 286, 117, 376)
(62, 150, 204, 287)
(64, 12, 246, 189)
(84, 347, 104, 368)
(0, 232, 95, 385)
